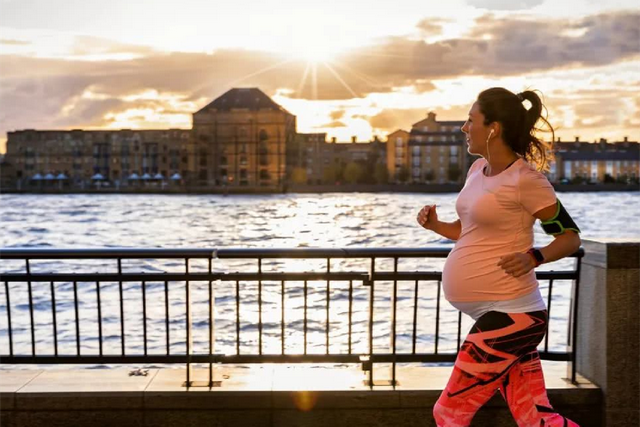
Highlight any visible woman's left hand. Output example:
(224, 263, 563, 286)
(497, 252, 536, 277)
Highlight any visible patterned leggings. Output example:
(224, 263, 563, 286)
(433, 310, 580, 427)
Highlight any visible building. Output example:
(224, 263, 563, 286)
(289, 132, 330, 184)
(554, 137, 639, 183)
(191, 88, 296, 188)
(386, 130, 411, 182)
(387, 112, 468, 184)
(4, 129, 190, 189)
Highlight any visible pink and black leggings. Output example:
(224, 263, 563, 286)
(433, 310, 580, 426)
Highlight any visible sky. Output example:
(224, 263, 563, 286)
(1, 0, 639, 153)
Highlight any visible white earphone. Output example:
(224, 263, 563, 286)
(486, 129, 495, 172)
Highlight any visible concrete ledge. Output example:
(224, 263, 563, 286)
(0, 362, 602, 427)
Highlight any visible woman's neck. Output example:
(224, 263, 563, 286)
(485, 151, 520, 176)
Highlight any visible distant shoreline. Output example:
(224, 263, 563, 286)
(1, 183, 638, 195)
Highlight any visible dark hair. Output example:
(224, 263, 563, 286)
(477, 87, 555, 171)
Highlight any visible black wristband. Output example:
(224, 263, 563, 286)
(527, 248, 545, 266)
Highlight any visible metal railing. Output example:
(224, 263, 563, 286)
(0, 247, 583, 387)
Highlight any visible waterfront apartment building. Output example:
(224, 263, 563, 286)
(386, 129, 411, 182)
(289, 132, 331, 184)
(387, 112, 470, 184)
(3, 88, 296, 190)
(554, 137, 639, 183)
(191, 88, 296, 188)
(3, 128, 191, 189)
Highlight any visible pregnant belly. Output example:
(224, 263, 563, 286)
(442, 246, 537, 302)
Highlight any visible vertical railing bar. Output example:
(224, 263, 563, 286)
(303, 280, 308, 355)
(185, 258, 191, 386)
(545, 279, 553, 353)
(412, 280, 419, 354)
(73, 280, 80, 356)
(208, 257, 213, 387)
(25, 259, 36, 356)
(235, 279, 240, 355)
(142, 280, 147, 356)
(348, 280, 353, 354)
(50, 281, 58, 357)
(571, 257, 582, 384)
(435, 280, 441, 355)
(326, 258, 330, 355)
(258, 258, 263, 356)
(368, 257, 375, 387)
(118, 258, 125, 355)
(164, 280, 170, 355)
(391, 257, 398, 385)
(4, 281, 14, 357)
(96, 281, 103, 357)
(456, 311, 462, 352)
(281, 279, 285, 355)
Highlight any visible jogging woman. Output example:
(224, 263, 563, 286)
(417, 87, 581, 426)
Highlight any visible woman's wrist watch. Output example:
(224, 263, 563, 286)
(526, 248, 545, 267)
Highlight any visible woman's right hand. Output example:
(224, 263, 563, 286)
(417, 204, 439, 230)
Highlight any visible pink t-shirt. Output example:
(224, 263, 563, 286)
(442, 157, 557, 302)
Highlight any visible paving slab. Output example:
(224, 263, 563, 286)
(0, 370, 43, 411)
(144, 366, 273, 409)
(15, 368, 157, 410)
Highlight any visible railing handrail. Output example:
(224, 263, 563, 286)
(0, 247, 585, 259)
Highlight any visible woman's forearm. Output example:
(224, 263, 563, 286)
(539, 231, 581, 264)
(432, 219, 462, 241)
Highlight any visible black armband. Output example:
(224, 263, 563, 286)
(540, 199, 580, 236)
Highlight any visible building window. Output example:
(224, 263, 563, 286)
(395, 137, 403, 146)
(412, 146, 420, 156)
(450, 146, 458, 156)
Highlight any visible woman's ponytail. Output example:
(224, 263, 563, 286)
(478, 88, 555, 171)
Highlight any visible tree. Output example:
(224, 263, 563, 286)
(290, 167, 308, 185)
(424, 170, 435, 182)
(344, 162, 364, 184)
(397, 166, 410, 183)
(603, 173, 615, 184)
(571, 175, 587, 184)
(374, 163, 389, 184)
(616, 174, 630, 184)
(323, 165, 339, 184)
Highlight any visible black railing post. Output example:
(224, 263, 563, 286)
(185, 258, 192, 387)
(25, 259, 36, 356)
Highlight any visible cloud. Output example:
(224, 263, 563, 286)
(465, 0, 545, 11)
(346, 11, 640, 81)
(415, 19, 448, 37)
(329, 109, 346, 120)
(0, 38, 30, 45)
(70, 35, 157, 56)
(319, 120, 347, 128)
